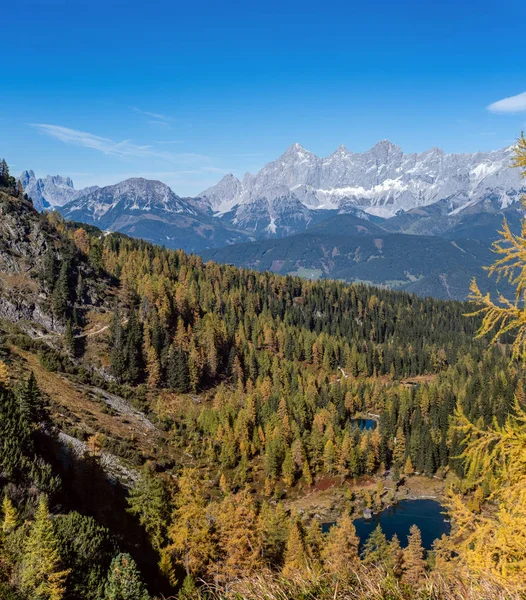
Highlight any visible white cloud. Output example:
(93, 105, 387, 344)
(31, 123, 211, 165)
(487, 91, 526, 113)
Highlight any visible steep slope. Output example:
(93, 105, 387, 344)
(0, 189, 111, 332)
(60, 177, 249, 252)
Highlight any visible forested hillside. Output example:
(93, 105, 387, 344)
(0, 160, 524, 599)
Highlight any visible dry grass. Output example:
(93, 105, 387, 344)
(199, 568, 523, 600)
(8, 345, 162, 458)
(82, 310, 114, 368)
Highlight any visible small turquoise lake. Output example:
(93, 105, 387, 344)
(351, 418, 377, 431)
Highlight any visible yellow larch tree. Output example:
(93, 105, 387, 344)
(19, 496, 70, 600)
(449, 135, 526, 590)
(282, 516, 308, 578)
(468, 132, 526, 361)
(0, 361, 9, 388)
(214, 487, 262, 584)
(321, 514, 360, 578)
(446, 390, 526, 587)
(402, 524, 426, 587)
(166, 468, 215, 579)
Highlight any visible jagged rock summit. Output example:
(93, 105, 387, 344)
(199, 140, 523, 219)
(20, 169, 98, 212)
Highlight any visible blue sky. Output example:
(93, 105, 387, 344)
(2, 0, 526, 195)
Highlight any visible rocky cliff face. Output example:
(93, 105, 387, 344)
(0, 191, 109, 334)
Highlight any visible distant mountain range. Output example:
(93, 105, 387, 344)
(20, 139, 525, 300)
(58, 177, 248, 253)
(200, 140, 523, 222)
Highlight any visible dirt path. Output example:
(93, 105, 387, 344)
(32, 318, 127, 340)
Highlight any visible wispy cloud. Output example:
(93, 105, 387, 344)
(487, 91, 526, 114)
(147, 120, 170, 127)
(133, 107, 173, 126)
(31, 123, 210, 165)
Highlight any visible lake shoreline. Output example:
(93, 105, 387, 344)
(285, 474, 448, 526)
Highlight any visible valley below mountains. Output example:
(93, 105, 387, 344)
(22, 140, 525, 300)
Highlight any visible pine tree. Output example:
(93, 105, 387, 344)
(127, 464, 170, 552)
(52, 260, 71, 322)
(0, 158, 9, 186)
(64, 319, 76, 356)
(402, 524, 427, 586)
(124, 311, 144, 384)
(282, 448, 295, 486)
(19, 371, 50, 431)
(42, 247, 57, 293)
(362, 524, 389, 566)
(19, 496, 70, 600)
(167, 347, 189, 393)
(110, 312, 126, 382)
(257, 501, 289, 567)
(0, 383, 32, 479)
(104, 553, 150, 600)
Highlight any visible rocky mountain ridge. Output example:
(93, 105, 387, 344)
(199, 140, 524, 227)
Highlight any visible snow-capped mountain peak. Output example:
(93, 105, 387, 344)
(199, 140, 525, 227)
(61, 177, 197, 222)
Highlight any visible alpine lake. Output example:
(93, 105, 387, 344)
(322, 499, 450, 550)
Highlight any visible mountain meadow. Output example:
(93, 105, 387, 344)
(0, 138, 525, 600)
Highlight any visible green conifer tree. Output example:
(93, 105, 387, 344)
(19, 496, 70, 600)
(104, 553, 149, 600)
